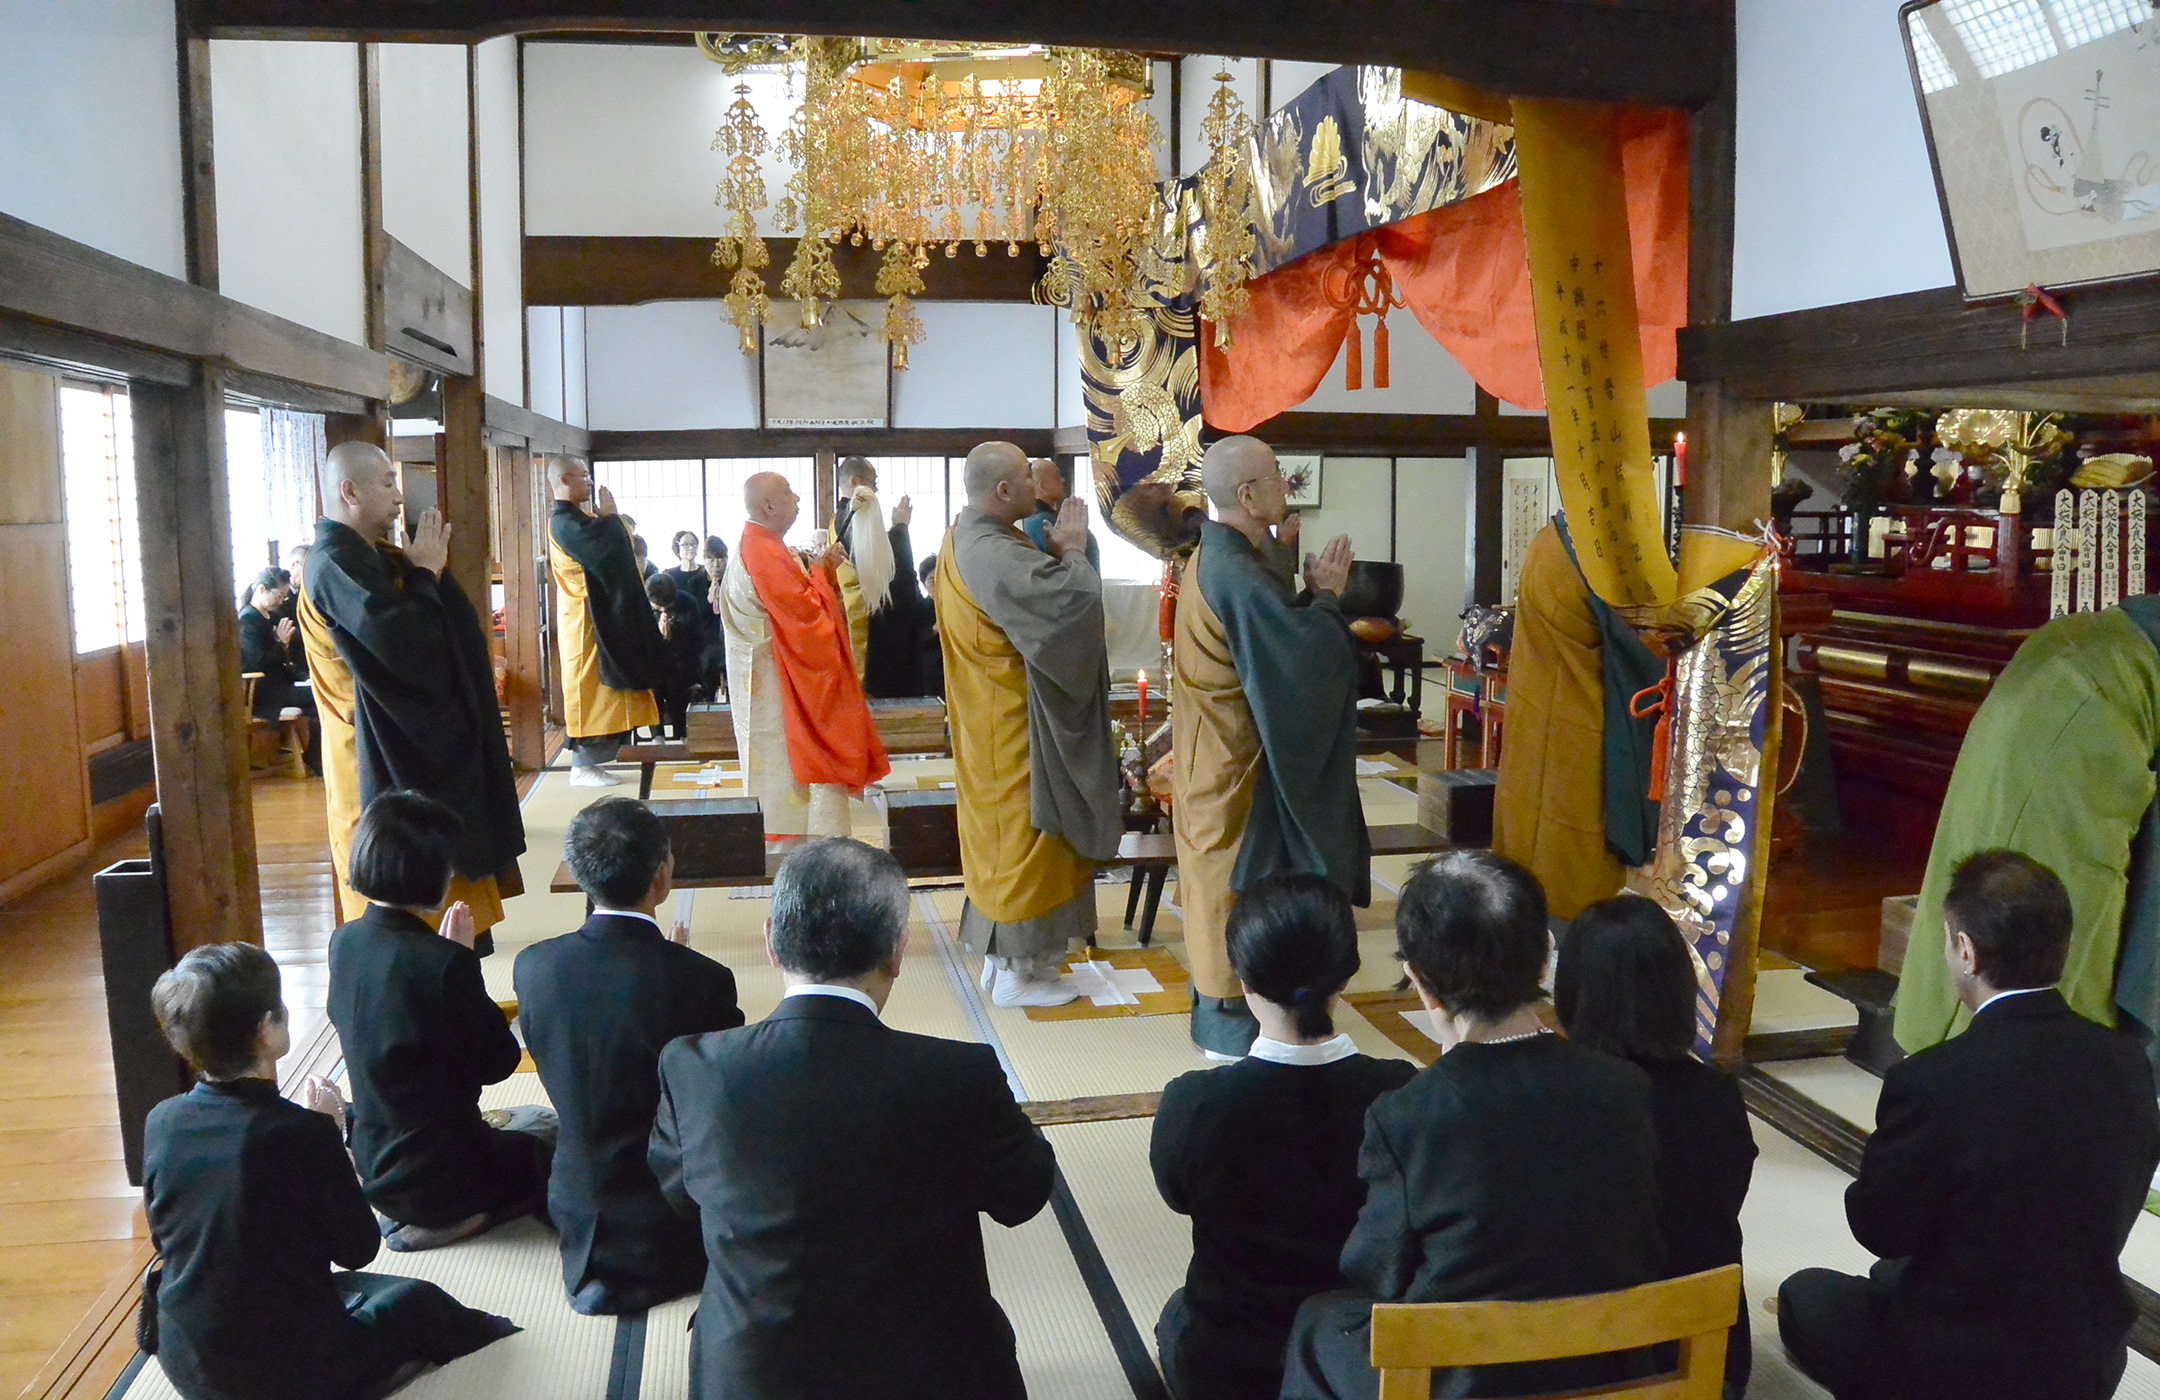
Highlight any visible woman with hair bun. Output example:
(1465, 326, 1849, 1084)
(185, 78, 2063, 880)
(1149, 874, 1416, 1400)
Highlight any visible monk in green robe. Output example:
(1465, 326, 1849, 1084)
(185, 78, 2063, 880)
(1171, 436, 1365, 1057)
(1898, 595, 2160, 1057)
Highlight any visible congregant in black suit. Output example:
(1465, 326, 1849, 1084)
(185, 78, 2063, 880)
(1281, 851, 1665, 1400)
(142, 941, 514, 1400)
(1151, 874, 1417, 1400)
(514, 798, 742, 1315)
(238, 567, 320, 775)
(327, 792, 555, 1253)
(649, 838, 1056, 1400)
(1779, 849, 2160, 1400)
(1556, 893, 1757, 1400)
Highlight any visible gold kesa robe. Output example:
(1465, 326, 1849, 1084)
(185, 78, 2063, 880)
(1492, 523, 1623, 921)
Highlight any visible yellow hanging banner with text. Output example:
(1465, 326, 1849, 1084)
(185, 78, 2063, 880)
(1511, 97, 1678, 610)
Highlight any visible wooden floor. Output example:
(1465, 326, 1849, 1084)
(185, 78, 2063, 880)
(3, 774, 336, 1399)
(1758, 835, 1930, 974)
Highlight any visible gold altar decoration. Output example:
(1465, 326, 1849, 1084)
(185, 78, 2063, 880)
(699, 34, 1160, 363)
(1935, 409, 2073, 515)
(1768, 402, 1804, 487)
(1194, 70, 1257, 344)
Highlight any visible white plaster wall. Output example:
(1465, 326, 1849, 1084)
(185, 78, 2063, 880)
(562, 304, 588, 427)
(1299, 319, 1480, 416)
(378, 43, 470, 287)
(585, 301, 756, 431)
(1294, 456, 1395, 566)
(526, 42, 801, 238)
(528, 308, 566, 422)
(1732, 0, 1955, 319)
(0, 0, 187, 278)
(892, 303, 1058, 428)
(210, 40, 367, 343)
(1268, 60, 1338, 113)
(1395, 457, 1474, 640)
(476, 37, 524, 404)
(1056, 315, 1086, 429)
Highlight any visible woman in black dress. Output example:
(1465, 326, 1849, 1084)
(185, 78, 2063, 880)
(1150, 875, 1417, 1400)
(1555, 893, 1759, 1400)
(143, 941, 514, 1400)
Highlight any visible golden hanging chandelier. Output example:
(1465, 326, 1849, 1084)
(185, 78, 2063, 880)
(700, 34, 1163, 368)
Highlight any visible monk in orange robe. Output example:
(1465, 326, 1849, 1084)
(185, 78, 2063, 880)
(719, 473, 890, 840)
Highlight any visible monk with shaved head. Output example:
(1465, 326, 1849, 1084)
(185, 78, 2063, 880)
(936, 441, 1122, 1007)
(1172, 435, 1365, 1055)
(297, 441, 525, 951)
(547, 456, 665, 786)
(718, 472, 888, 842)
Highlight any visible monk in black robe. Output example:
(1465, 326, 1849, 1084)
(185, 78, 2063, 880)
(549, 456, 665, 783)
(298, 442, 524, 951)
(833, 456, 931, 697)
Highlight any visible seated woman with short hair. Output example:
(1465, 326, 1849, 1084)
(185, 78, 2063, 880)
(328, 791, 555, 1252)
(143, 942, 515, 1400)
(1151, 875, 1417, 1400)
(1281, 850, 1665, 1400)
(1556, 894, 1757, 1400)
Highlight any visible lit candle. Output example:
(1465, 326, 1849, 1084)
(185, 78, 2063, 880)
(1137, 669, 1148, 732)
(1673, 431, 1688, 489)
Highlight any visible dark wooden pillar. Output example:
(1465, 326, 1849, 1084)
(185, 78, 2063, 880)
(1469, 388, 1504, 604)
(814, 449, 838, 532)
(439, 375, 491, 597)
(133, 368, 262, 951)
(494, 444, 546, 769)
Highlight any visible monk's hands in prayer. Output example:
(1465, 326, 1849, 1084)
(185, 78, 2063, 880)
(893, 495, 913, 526)
(820, 541, 849, 575)
(438, 900, 476, 951)
(668, 917, 691, 946)
(1277, 509, 1301, 553)
(593, 485, 618, 517)
(303, 1075, 347, 1134)
(1304, 535, 1354, 597)
(406, 509, 452, 575)
(274, 617, 297, 646)
(1048, 497, 1091, 560)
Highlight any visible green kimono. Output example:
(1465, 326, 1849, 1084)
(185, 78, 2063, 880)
(1897, 598, 2160, 1052)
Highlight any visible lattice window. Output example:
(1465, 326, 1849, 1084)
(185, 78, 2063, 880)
(59, 384, 142, 654)
(1909, 14, 1960, 93)
(2048, 0, 2146, 48)
(1942, 0, 2059, 79)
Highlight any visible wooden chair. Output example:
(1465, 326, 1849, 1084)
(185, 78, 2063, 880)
(1369, 1265, 1743, 1400)
(241, 672, 311, 779)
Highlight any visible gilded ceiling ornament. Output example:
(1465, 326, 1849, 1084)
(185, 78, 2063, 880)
(711, 81, 771, 354)
(1195, 68, 1258, 345)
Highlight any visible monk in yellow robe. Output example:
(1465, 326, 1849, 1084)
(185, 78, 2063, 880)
(938, 442, 1124, 1008)
(1171, 436, 1364, 1056)
(298, 442, 525, 951)
(547, 456, 664, 787)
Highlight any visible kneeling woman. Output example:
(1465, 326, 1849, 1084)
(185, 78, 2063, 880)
(1150, 874, 1417, 1400)
(143, 942, 515, 1400)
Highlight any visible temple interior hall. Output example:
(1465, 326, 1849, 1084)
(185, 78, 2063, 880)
(9, 2, 2160, 1398)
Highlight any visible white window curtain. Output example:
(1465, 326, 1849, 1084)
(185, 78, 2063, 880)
(259, 408, 326, 560)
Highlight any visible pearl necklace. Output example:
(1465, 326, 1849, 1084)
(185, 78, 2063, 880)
(1472, 1027, 1553, 1047)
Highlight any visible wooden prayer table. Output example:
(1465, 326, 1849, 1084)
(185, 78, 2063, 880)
(548, 787, 1464, 948)
(1353, 632, 1426, 718)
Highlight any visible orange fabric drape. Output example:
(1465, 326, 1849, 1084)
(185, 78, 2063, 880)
(736, 523, 891, 791)
(1199, 108, 1689, 424)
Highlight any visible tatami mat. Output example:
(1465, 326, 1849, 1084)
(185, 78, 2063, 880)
(1757, 1057, 1884, 1133)
(1046, 1118, 1190, 1355)
(1749, 970, 1860, 1036)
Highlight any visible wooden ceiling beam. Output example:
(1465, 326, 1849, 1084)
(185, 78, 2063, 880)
(0, 212, 391, 403)
(526, 235, 1049, 306)
(183, 0, 1724, 107)
(1678, 281, 2160, 405)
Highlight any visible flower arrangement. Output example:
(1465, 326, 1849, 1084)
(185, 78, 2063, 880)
(1836, 408, 1927, 520)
